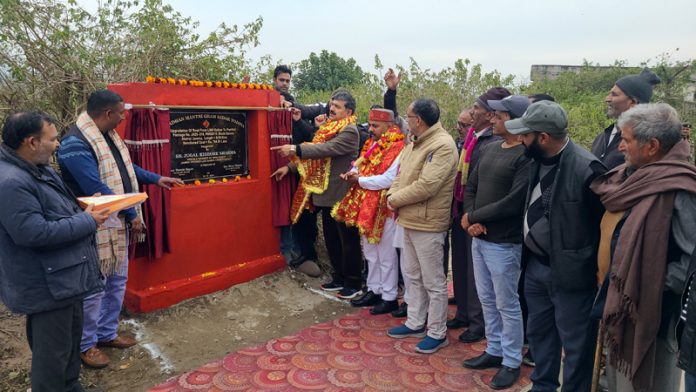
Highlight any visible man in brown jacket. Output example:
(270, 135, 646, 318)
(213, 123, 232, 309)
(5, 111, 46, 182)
(271, 91, 362, 299)
(386, 98, 459, 354)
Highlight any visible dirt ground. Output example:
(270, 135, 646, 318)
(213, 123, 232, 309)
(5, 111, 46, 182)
(0, 267, 355, 392)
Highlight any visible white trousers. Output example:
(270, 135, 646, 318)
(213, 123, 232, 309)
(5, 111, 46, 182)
(362, 217, 399, 301)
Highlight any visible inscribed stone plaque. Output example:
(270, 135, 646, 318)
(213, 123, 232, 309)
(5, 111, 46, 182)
(169, 110, 248, 182)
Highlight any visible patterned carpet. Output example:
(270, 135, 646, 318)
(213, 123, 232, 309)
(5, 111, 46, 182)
(151, 305, 532, 391)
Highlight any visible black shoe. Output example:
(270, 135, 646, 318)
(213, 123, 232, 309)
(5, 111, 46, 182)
(446, 318, 468, 329)
(370, 299, 398, 315)
(351, 291, 381, 307)
(463, 352, 503, 369)
(490, 366, 520, 389)
(391, 302, 407, 318)
(320, 280, 344, 291)
(458, 330, 485, 343)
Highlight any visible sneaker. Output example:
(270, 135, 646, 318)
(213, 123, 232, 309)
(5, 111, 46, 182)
(320, 281, 343, 291)
(415, 336, 449, 354)
(336, 287, 362, 299)
(387, 324, 427, 339)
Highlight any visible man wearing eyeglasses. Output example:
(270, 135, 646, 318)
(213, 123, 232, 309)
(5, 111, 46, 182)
(386, 98, 458, 354)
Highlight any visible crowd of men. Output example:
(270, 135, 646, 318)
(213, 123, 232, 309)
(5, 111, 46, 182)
(1, 64, 696, 391)
(268, 65, 696, 392)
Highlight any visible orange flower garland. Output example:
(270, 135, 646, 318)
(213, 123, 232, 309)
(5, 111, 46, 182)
(145, 75, 273, 90)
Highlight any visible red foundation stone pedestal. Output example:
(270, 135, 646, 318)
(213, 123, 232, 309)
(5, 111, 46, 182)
(108, 82, 285, 313)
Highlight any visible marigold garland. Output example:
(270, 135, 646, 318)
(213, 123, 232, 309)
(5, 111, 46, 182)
(145, 75, 273, 90)
(332, 126, 405, 243)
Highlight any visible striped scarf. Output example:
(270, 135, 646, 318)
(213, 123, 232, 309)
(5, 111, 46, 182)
(76, 112, 143, 276)
(452, 127, 477, 215)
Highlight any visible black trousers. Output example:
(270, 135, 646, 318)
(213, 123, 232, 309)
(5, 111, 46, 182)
(524, 256, 597, 392)
(26, 301, 84, 392)
(450, 218, 485, 335)
(320, 207, 362, 290)
(294, 208, 318, 261)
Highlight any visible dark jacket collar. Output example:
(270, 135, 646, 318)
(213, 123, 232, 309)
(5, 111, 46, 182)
(0, 144, 44, 179)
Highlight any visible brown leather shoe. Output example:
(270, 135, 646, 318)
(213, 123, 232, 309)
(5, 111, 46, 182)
(97, 335, 137, 349)
(80, 347, 110, 369)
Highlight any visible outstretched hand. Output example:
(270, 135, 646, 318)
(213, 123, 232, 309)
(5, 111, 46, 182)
(270, 165, 290, 181)
(384, 68, 402, 90)
(157, 176, 184, 189)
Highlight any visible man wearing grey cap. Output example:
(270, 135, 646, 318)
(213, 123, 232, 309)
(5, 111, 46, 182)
(448, 87, 510, 345)
(591, 68, 661, 170)
(507, 101, 607, 391)
(460, 95, 531, 389)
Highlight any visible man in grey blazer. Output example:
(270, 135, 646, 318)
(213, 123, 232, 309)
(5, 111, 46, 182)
(272, 91, 362, 299)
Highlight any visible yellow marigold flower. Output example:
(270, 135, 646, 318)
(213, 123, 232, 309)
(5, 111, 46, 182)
(222, 81, 230, 88)
(214, 81, 222, 88)
(167, 77, 176, 84)
(145, 75, 155, 83)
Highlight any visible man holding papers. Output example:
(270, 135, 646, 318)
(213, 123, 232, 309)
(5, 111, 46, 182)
(57, 90, 182, 369)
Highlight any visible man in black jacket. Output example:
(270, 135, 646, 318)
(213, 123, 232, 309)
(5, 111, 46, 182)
(591, 68, 661, 170)
(0, 111, 109, 391)
(507, 101, 606, 391)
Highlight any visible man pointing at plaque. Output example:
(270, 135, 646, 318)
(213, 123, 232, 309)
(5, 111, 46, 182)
(271, 90, 362, 299)
(57, 90, 183, 369)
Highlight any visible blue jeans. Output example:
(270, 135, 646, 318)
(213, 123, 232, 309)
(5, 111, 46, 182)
(81, 253, 128, 352)
(471, 238, 523, 368)
(687, 372, 696, 392)
(279, 225, 301, 266)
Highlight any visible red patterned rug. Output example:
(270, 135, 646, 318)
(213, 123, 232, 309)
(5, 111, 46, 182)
(151, 305, 532, 391)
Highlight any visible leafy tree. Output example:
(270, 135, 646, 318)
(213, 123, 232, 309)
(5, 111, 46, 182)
(292, 50, 367, 92)
(295, 56, 516, 132)
(0, 0, 263, 127)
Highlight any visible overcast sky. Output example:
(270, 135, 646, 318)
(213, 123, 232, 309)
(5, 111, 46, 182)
(86, 0, 696, 83)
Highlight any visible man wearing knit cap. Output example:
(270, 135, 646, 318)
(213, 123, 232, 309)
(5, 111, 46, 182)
(449, 87, 510, 345)
(334, 108, 405, 315)
(461, 95, 531, 389)
(591, 68, 662, 170)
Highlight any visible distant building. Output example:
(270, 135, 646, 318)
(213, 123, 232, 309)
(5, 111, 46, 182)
(529, 64, 626, 82)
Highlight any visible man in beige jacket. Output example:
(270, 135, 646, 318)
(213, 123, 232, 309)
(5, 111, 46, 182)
(386, 98, 459, 354)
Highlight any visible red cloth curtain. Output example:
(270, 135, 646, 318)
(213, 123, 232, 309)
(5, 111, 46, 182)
(268, 110, 296, 227)
(124, 108, 172, 259)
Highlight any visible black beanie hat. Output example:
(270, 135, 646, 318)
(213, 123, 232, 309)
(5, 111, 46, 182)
(477, 87, 512, 111)
(615, 68, 662, 104)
